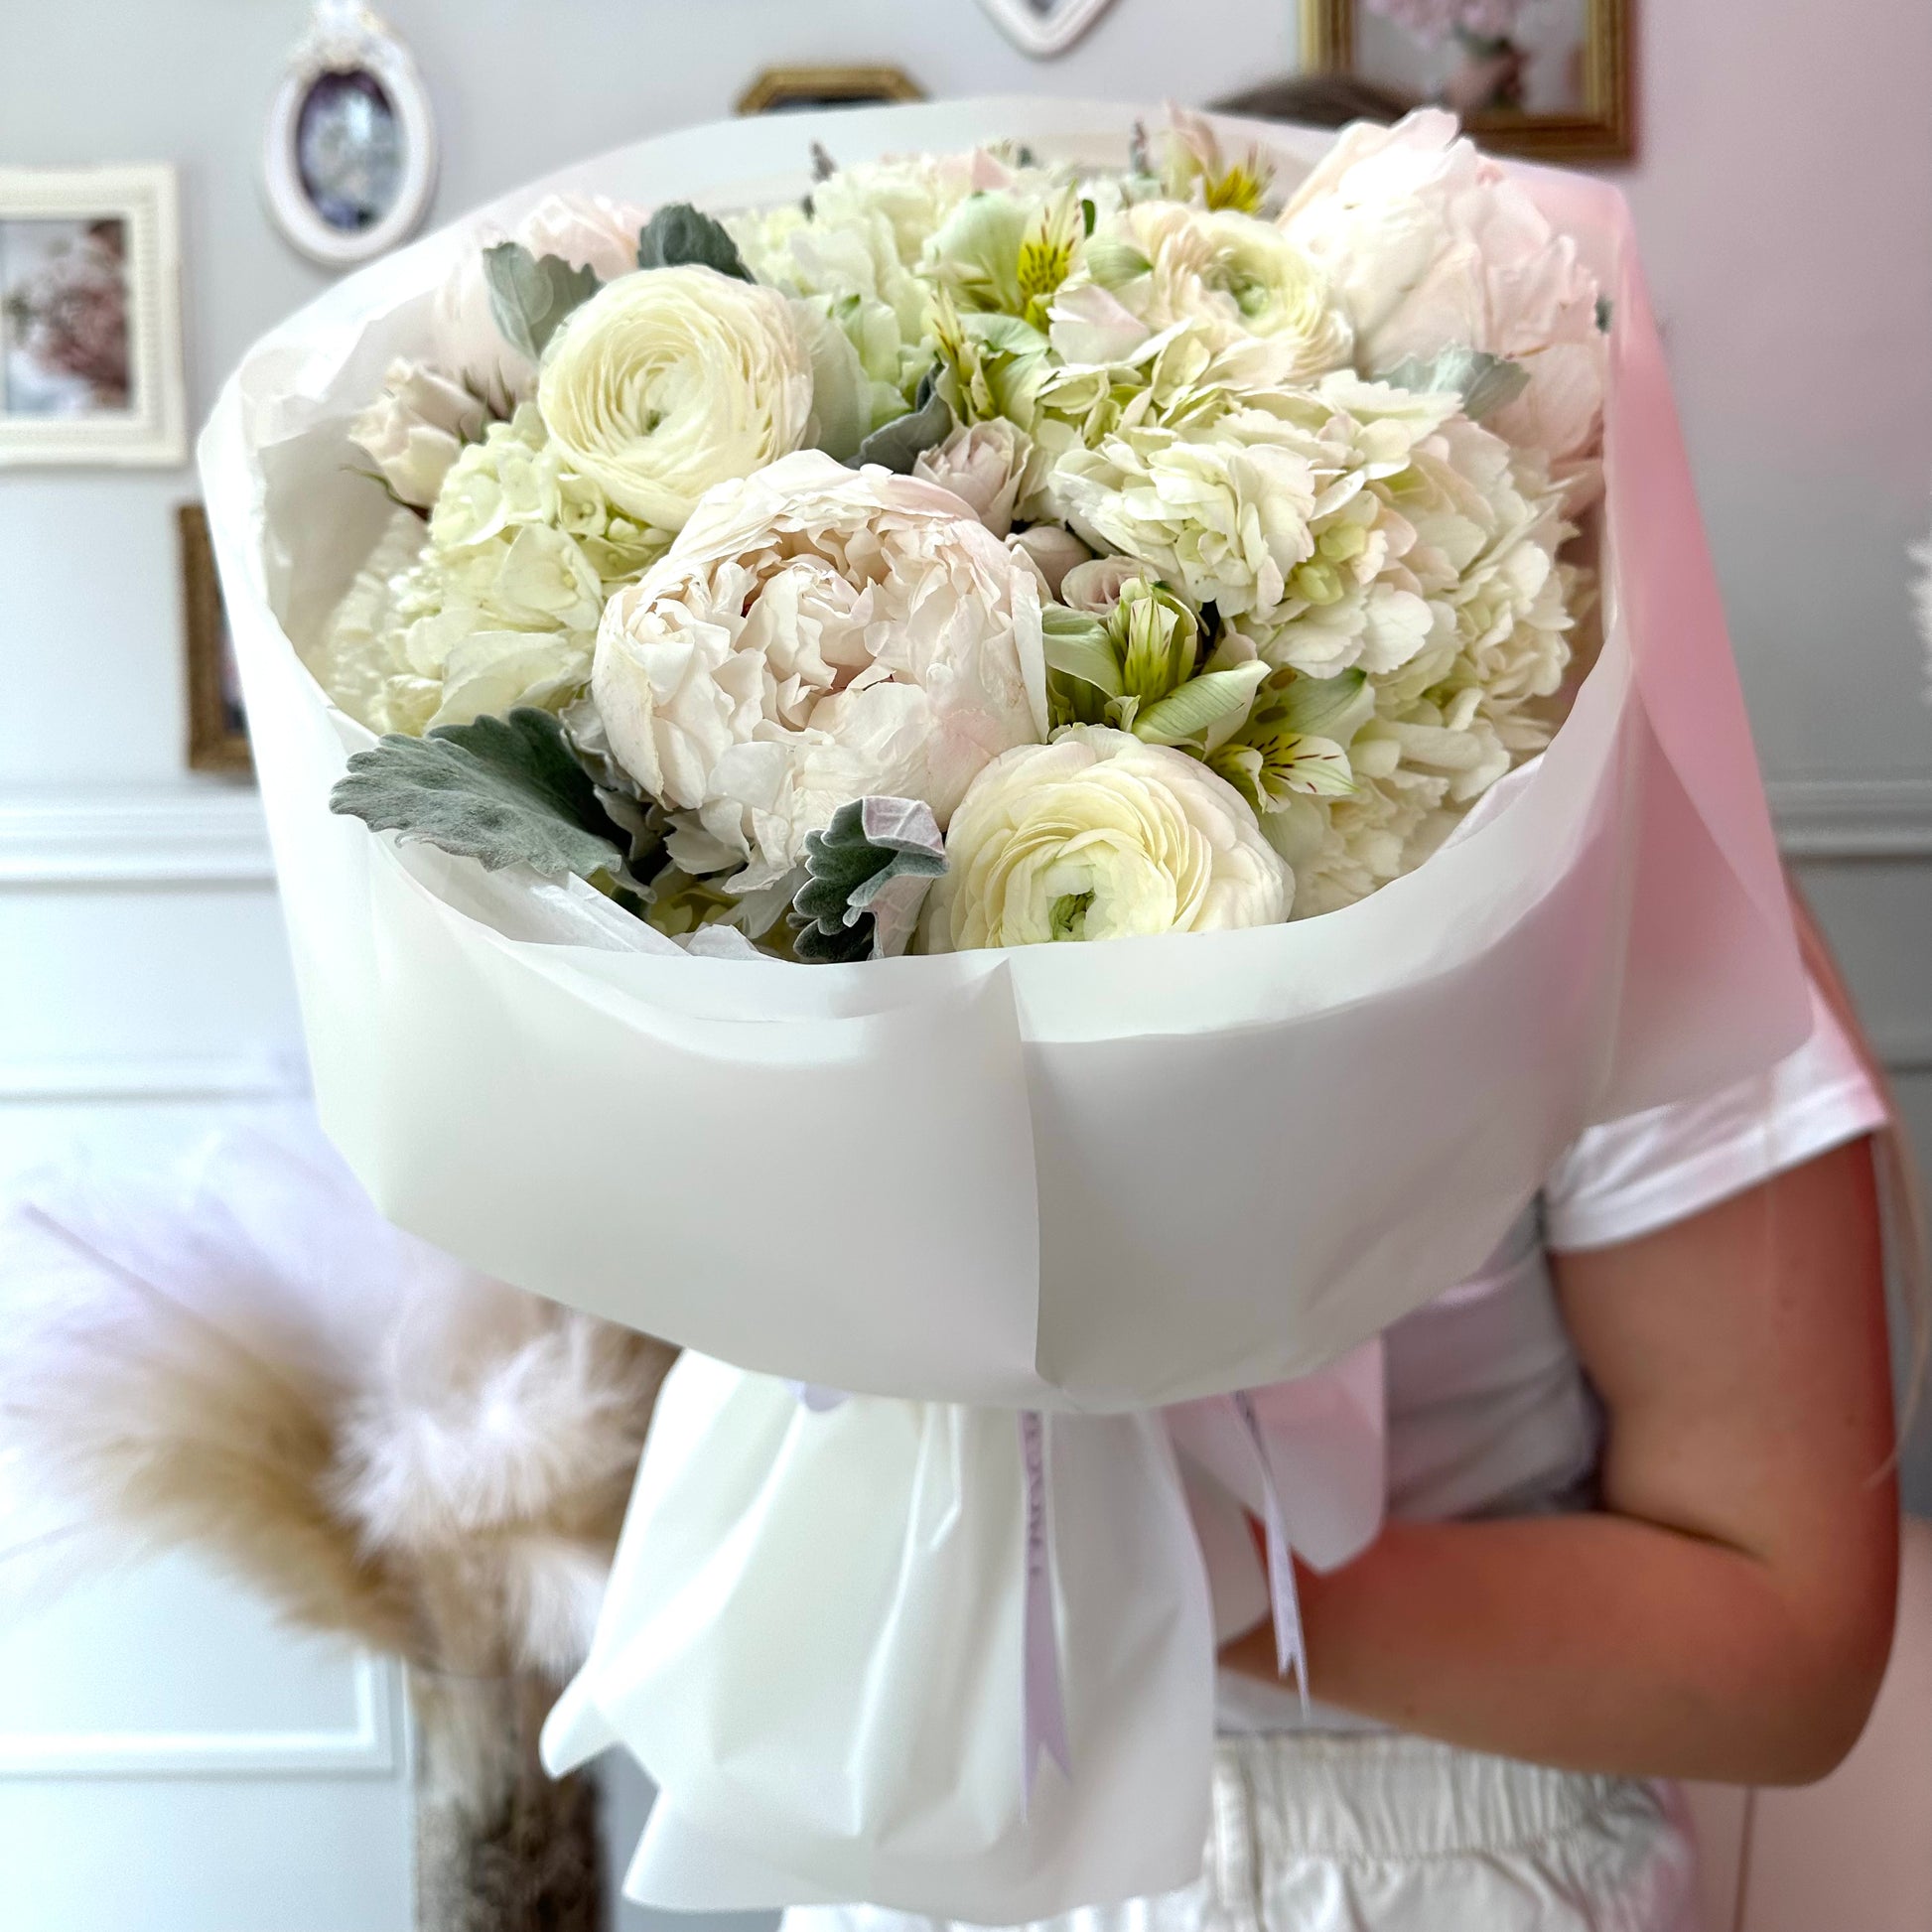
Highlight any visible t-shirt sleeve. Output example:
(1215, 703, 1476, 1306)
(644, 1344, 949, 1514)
(1542, 979, 1890, 1253)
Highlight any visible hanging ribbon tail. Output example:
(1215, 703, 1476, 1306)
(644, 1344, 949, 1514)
(1019, 1409, 1072, 1811)
(1232, 1391, 1310, 1717)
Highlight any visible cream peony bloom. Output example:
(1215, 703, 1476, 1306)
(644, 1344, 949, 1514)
(922, 726, 1293, 950)
(537, 266, 812, 530)
(1281, 110, 1605, 477)
(349, 359, 486, 509)
(435, 193, 653, 414)
(593, 451, 1048, 891)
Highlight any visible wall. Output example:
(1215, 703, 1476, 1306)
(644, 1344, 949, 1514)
(2, 2, 1929, 1927)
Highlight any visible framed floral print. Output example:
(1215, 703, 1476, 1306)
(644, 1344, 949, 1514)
(0, 164, 187, 468)
(1301, 0, 1633, 161)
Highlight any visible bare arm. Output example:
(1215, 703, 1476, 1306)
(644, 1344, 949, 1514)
(1221, 1139, 1899, 1784)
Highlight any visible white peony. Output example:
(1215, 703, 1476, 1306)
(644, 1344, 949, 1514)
(921, 726, 1293, 950)
(913, 419, 1035, 537)
(435, 193, 653, 414)
(1280, 110, 1604, 477)
(537, 266, 813, 530)
(348, 359, 486, 509)
(592, 451, 1048, 891)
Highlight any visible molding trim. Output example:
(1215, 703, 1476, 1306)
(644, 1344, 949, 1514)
(0, 787, 272, 887)
(1770, 777, 1932, 861)
(0, 778, 1926, 887)
(0, 1052, 307, 1104)
(0, 1652, 403, 1780)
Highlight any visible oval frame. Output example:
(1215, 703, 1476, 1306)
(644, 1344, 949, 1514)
(262, 16, 437, 268)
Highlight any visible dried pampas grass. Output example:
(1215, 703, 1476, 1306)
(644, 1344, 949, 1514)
(0, 1114, 674, 1682)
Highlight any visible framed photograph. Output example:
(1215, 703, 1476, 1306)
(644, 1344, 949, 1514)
(0, 164, 186, 468)
(179, 502, 251, 776)
(1301, 0, 1632, 162)
(263, 3, 438, 268)
(737, 66, 925, 115)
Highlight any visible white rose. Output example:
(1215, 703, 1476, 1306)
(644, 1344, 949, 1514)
(592, 450, 1048, 890)
(913, 420, 1034, 537)
(1057, 554, 1155, 616)
(922, 726, 1293, 950)
(1281, 110, 1604, 474)
(1007, 522, 1091, 599)
(435, 193, 652, 414)
(348, 359, 486, 509)
(537, 266, 813, 531)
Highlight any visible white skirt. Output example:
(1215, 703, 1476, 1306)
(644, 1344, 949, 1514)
(781, 1731, 1703, 1932)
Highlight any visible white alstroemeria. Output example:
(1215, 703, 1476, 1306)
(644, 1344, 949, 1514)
(349, 359, 486, 509)
(537, 266, 812, 530)
(921, 725, 1292, 950)
(435, 193, 653, 414)
(593, 451, 1048, 891)
(1281, 109, 1605, 477)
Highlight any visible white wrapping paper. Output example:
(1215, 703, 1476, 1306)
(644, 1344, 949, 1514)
(199, 97, 1808, 1416)
(198, 99, 1813, 1917)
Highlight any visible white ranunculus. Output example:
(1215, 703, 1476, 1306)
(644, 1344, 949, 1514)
(349, 359, 486, 509)
(1281, 110, 1605, 475)
(921, 726, 1293, 950)
(436, 193, 652, 414)
(592, 451, 1049, 891)
(1087, 202, 1353, 384)
(537, 267, 811, 532)
(913, 420, 1034, 538)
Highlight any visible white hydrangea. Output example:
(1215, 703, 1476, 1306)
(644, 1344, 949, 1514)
(315, 407, 668, 737)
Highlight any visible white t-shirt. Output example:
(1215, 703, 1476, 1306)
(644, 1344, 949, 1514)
(1218, 980, 1888, 1733)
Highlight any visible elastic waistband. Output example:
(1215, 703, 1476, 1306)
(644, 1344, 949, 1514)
(1212, 1731, 1654, 1864)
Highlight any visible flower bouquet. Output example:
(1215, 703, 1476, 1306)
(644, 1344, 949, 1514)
(202, 97, 1809, 1917)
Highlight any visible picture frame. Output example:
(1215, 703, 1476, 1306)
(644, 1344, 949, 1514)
(1300, 0, 1632, 162)
(262, 2, 438, 268)
(737, 66, 925, 115)
(0, 163, 187, 468)
(178, 502, 252, 776)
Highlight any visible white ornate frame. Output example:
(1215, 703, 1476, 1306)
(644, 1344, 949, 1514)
(261, 3, 438, 270)
(0, 163, 186, 470)
(974, 0, 1122, 60)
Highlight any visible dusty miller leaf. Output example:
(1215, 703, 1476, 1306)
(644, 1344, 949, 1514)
(483, 244, 602, 362)
(854, 369, 953, 475)
(1378, 346, 1531, 421)
(635, 204, 755, 282)
(791, 797, 947, 962)
(330, 708, 626, 880)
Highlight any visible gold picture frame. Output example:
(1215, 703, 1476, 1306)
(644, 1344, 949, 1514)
(179, 502, 251, 776)
(1301, 0, 1632, 162)
(737, 65, 925, 116)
